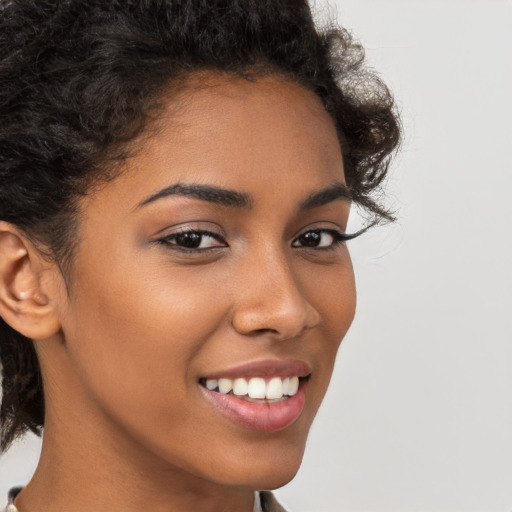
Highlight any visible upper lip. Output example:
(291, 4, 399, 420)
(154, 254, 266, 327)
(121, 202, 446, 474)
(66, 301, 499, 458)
(201, 359, 312, 380)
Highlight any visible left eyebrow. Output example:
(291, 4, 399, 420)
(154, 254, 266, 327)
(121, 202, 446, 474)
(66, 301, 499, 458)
(299, 182, 352, 211)
(135, 183, 252, 210)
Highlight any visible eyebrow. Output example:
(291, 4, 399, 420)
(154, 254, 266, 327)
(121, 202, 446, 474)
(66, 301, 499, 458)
(136, 181, 351, 211)
(299, 182, 352, 211)
(136, 183, 252, 210)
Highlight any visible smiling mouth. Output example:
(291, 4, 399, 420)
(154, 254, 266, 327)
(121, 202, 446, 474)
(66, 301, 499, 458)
(199, 375, 309, 403)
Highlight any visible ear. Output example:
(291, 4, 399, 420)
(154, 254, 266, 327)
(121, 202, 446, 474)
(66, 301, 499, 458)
(0, 222, 62, 340)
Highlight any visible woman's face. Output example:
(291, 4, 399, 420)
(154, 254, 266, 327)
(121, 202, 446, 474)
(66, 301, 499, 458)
(45, 75, 356, 490)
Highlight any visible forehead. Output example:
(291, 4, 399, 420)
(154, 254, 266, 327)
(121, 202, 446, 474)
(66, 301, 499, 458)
(87, 74, 345, 213)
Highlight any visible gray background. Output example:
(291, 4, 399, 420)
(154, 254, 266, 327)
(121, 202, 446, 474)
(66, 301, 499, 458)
(1, 0, 511, 510)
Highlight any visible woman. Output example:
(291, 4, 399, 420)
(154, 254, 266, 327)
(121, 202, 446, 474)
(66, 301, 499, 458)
(0, 1, 400, 511)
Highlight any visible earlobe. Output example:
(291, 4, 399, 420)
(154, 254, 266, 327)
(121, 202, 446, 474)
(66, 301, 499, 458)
(0, 222, 61, 340)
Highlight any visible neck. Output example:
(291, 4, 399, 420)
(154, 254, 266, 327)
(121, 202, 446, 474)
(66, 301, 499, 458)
(16, 406, 254, 512)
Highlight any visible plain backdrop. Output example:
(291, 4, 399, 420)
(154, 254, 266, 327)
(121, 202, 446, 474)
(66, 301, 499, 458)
(1, 0, 511, 510)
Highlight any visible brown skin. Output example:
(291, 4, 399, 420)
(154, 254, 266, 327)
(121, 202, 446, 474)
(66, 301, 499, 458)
(0, 75, 356, 512)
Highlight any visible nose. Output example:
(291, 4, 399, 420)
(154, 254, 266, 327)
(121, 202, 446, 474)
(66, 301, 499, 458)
(231, 251, 321, 341)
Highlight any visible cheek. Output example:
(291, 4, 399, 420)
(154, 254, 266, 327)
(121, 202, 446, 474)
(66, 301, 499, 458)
(299, 255, 356, 397)
(61, 258, 227, 423)
(301, 252, 356, 338)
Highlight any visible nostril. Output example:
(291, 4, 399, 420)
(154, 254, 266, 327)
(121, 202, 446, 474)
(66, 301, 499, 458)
(251, 327, 279, 336)
(231, 298, 320, 340)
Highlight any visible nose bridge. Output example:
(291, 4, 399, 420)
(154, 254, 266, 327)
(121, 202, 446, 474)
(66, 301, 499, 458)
(231, 242, 320, 339)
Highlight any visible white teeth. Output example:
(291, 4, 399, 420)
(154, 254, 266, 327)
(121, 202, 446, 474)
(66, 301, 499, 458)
(288, 376, 299, 396)
(266, 377, 283, 399)
(248, 378, 266, 399)
(282, 377, 290, 396)
(218, 378, 233, 394)
(206, 379, 218, 390)
(206, 376, 302, 399)
(233, 378, 248, 396)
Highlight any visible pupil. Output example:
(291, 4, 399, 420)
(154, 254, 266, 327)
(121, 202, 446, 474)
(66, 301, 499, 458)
(176, 232, 202, 248)
(300, 231, 320, 247)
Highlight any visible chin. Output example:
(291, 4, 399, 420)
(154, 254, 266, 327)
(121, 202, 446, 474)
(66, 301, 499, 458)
(248, 462, 302, 490)
(218, 460, 303, 491)
(205, 435, 307, 491)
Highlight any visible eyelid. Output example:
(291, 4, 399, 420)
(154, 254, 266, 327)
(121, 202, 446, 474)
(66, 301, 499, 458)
(153, 222, 225, 240)
(291, 225, 364, 250)
(155, 226, 228, 251)
(292, 224, 347, 239)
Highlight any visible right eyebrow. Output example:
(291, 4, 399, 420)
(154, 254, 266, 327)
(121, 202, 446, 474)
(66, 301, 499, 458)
(134, 183, 253, 210)
(299, 182, 352, 211)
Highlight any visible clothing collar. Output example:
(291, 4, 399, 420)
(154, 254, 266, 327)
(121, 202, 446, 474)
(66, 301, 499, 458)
(253, 491, 263, 512)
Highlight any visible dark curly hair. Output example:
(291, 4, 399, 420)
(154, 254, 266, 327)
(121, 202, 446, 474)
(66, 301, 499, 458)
(0, 0, 401, 452)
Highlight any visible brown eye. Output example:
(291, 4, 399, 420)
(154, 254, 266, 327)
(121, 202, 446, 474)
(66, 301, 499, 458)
(158, 230, 226, 250)
(175, 232, 203, 248)
(297, 231, 322, 247)
(292, 229, 346, 249)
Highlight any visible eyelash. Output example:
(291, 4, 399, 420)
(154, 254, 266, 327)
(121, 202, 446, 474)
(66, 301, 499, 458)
(156, 227, 357, 253)
(291, 229, 355, 250)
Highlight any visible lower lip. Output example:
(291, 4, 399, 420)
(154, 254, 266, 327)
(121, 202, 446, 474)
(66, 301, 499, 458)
(200, 381, 307, 432)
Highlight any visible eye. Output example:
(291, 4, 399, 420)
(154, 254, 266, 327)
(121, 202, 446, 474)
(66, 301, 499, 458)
(157, 229, 226, 250)
(291, 229, 347, 249)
